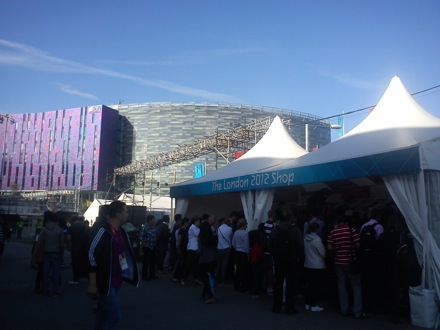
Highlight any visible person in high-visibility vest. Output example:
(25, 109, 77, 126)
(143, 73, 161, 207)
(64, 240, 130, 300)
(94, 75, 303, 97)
(16, 219, 24, 239)
(35, 219, 43, 238)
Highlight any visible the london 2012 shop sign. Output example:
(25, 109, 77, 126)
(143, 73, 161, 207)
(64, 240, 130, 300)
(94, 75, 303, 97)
(211, 171, 295, 192)
(171, 169, 296, 197)
(170, 146, 421, 198)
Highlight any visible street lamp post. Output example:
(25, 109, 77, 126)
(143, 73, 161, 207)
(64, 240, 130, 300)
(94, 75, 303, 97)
(305, 123, 342, 152)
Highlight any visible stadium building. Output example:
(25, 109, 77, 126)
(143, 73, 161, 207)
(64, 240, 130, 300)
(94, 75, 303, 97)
(0, 102, 332, 213)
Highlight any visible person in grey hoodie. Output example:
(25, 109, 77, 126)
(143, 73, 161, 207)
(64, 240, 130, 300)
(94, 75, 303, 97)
(37, 211, 65, 297)
(303, 221, 326, 312)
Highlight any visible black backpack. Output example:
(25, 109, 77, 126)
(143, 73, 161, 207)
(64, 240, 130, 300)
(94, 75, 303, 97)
(269, 225, 293, 259)
(360, 223, 379, 252)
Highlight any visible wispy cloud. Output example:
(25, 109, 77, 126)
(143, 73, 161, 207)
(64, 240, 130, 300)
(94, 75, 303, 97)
(100, 59, 174, 66)
(57, 83, 99, 101)
(319, 71, 380, 90)
(100, 47, 262, 66)
(0, 39, 243, 102)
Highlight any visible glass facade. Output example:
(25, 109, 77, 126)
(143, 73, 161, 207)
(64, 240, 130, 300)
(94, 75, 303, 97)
(111, 102, 330, 195)
(0, 102, 329, 195)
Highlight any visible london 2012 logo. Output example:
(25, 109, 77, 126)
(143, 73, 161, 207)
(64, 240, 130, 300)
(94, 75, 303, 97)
(88, 105, 102, 113)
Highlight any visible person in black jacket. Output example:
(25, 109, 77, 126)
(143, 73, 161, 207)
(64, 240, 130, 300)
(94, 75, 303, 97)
(198, 220, 218, 303)
(269, 212, 303, 315)
(87, 201, 139, 330)
(68, 215, 89, 284)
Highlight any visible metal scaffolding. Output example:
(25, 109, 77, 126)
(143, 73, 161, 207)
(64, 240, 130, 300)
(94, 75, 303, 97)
(114, 116, 289, 176)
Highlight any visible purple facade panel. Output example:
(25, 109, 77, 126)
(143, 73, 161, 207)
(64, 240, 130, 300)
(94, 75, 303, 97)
(0, 106, 118, 192)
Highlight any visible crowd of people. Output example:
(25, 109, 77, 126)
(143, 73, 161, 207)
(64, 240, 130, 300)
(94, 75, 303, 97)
(19, 199, 422, 329)
(160, 203, 421, 322)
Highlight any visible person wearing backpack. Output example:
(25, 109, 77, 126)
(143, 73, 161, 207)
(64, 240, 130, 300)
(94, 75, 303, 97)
(359, 209, 384, 315)
(268, 212, 303, 315)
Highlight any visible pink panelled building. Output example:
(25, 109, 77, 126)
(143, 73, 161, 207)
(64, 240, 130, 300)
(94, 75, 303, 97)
(0, 105, 119, 192)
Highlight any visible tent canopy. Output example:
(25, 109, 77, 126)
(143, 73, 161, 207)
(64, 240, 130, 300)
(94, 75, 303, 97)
(171, 76, 440, 198)
(171, 116, 307, 197)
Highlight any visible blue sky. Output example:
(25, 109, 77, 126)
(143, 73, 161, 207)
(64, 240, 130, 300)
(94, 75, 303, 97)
(0, 0, 439, 133)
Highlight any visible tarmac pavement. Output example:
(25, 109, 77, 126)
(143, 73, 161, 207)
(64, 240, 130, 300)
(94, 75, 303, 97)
(0, 240, 420, 330)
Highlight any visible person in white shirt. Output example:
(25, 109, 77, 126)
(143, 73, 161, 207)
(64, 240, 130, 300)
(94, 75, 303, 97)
(216, 218, 233, 283)
(304, 221, 326, 312)
(181, 216, 201, 286)
(232, 218, 249, 292)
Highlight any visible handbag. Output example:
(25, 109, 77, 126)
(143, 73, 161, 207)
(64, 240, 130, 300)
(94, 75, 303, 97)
(349, 253, 360, 274)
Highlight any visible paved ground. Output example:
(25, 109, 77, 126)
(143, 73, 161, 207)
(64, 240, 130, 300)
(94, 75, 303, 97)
(0, 240, 420, 330)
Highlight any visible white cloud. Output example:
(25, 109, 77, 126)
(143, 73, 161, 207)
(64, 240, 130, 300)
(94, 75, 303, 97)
(0, 39, 243, 102)
(100, 47, 262, 66)
(99, 59, 174, 66)
(57, 84, 99, 101)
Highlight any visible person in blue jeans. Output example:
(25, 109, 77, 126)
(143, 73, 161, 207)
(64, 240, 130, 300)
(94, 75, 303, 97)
(88, 201, 139, 330)
(36, 211, 64, 297)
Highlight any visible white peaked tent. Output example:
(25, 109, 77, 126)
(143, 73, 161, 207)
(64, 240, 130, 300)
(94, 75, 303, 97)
(83, 199, 112, 223)
(238, 116, 308, 230)
(117, 193, 172, 210)
(271, 76, 440, 287)
(272, 76, 440, 170)
(172, 76, 440, 294)
(83, 194, 172, 222)
(263, 76, 440, 327)
(173, 116, 307, 230)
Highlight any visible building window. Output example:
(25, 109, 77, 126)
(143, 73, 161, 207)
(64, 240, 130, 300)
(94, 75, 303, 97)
(22, 163, 26, 189)
(15, 166, 19, 184)
(38, 166, 42, 189)
(50, 165, 54, 189)
(72, 164, 76, 186)
(65, 164, 69, 187)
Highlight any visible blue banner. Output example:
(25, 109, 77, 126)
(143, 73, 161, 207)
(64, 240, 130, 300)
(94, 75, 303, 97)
(171, 146, 421, 198)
